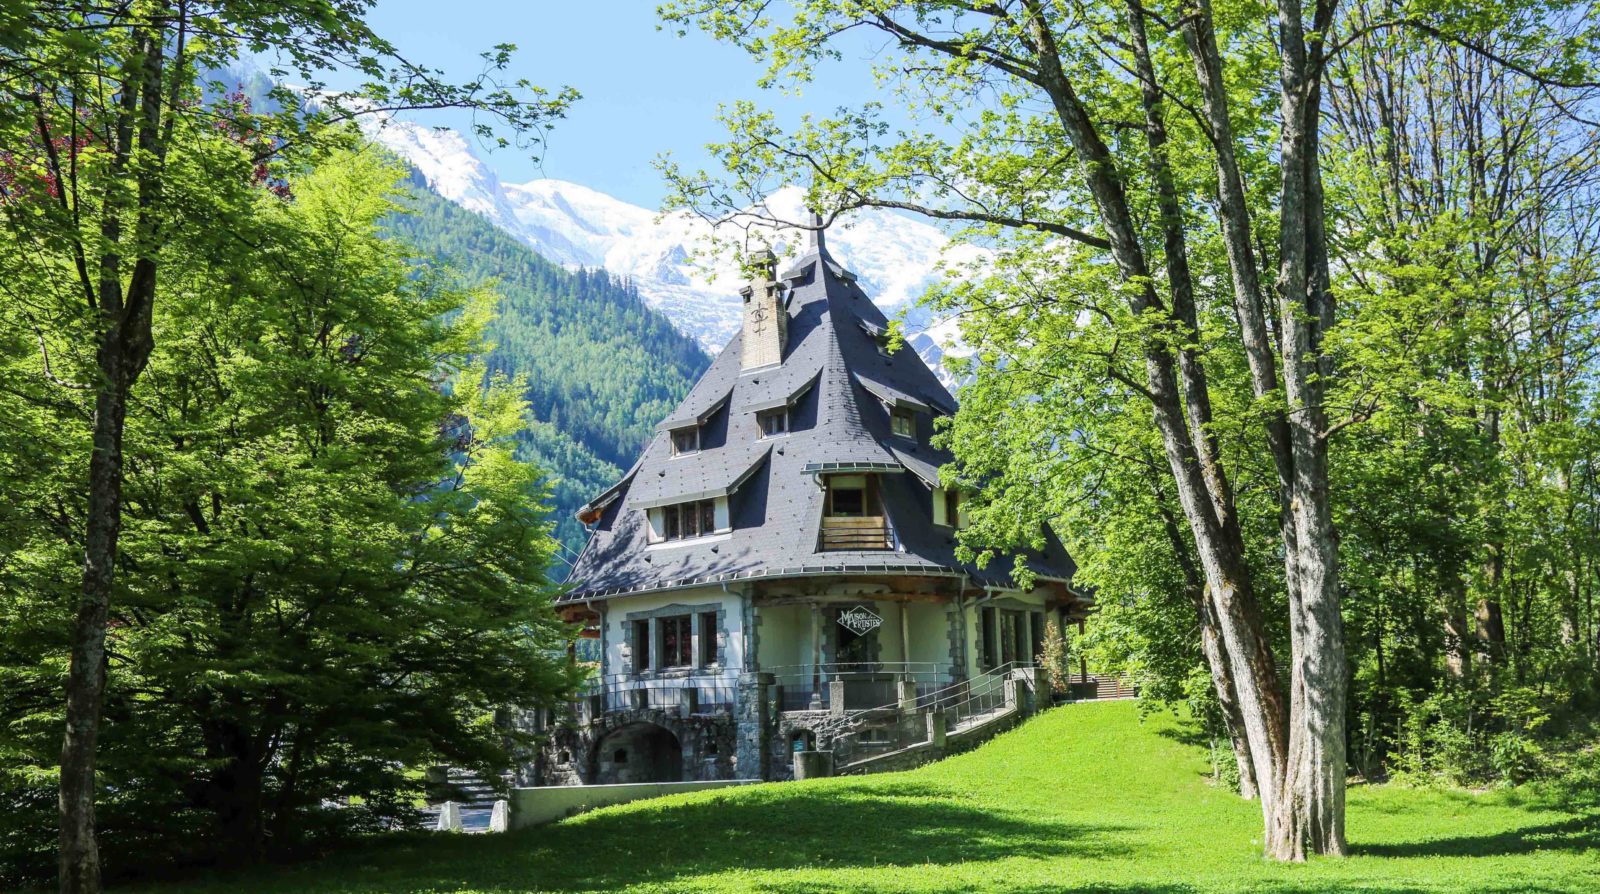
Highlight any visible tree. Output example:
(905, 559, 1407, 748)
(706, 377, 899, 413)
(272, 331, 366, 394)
(1, 141, 578, 885)
(659, 0, 1600, 859)
(0, 6, 572, 890)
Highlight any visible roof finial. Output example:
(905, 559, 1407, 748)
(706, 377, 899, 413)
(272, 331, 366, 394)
(808, 208, 826, 255)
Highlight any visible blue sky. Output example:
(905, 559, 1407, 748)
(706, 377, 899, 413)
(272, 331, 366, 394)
(358, 1, 898, 208)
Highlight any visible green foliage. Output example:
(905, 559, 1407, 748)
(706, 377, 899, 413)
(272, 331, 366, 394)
(382, 180, 708, 556)
(87, 703, 1600, 894)
(0, 145, 578, 885)
(658, 0, 1600, 800)
(1037, 621, 1072, 695)
(1391, 687, 1555, 788)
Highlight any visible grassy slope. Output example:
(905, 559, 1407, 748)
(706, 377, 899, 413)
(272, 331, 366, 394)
(123, 701, 1598, 894)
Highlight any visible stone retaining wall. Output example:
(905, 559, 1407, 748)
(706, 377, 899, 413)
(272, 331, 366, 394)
(508, 779, 757, 829)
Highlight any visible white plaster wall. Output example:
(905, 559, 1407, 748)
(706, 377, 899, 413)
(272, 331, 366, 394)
(865, 600, 899, 664)
(753, 603, 809, 672)
(603, 586, 746, 678)
(909, 603, 953, 668)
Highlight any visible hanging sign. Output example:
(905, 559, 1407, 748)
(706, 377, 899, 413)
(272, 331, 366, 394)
(836, 605, 883, 636)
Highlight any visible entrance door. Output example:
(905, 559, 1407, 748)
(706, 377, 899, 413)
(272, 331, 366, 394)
(835, 607, 878, 666)
(999, 611, 1021, 665)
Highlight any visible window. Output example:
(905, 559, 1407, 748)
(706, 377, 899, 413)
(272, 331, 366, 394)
(1030, 612, 1046, 665)
(757, 408, 788, 437)
(631, 619, 651, 672)
(698, 612, 718, 666)
(891, 408, 916, 439)
(979, 607, 997, 670)
(661, 614, 693, 668)
(827, 477, 867, 517)
(1000, 610, 1021, 665)
(659, 499, 718, 541)
(670, 427, 699, 456)
(944, 489, 961, 528)
(613, 749, 628, 764)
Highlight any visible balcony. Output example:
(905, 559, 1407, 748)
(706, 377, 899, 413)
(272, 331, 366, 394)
(819, 515, 892, 550)
(575, 674, 736, 717)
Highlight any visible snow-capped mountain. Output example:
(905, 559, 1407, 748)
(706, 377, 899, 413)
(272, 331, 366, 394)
(367, 117, 975, 381)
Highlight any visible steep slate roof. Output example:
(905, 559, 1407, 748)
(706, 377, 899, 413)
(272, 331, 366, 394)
(562, 225, 1075, 601)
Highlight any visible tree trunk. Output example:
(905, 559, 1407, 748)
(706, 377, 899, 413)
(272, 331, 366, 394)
(1476, 545, 1507, 663)
(1020, 0, 1290, 817)
(59, 27, 165, 893)
(1151, 470, 1259, 799)
(1266, 0, 1348, 859)
(1201, 596, 1261, 799)
(208, 723, 269, 865)
(1442, 574, 1473, 679)
(58, 385, 128, 894)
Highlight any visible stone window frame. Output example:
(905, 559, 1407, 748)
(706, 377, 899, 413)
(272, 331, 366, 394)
(975, 596, 1044, 671)
(621, 601, 729, 678)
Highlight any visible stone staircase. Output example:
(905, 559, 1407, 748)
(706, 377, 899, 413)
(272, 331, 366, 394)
(420, 767, 509, 832)
(427, 767, 508, 808)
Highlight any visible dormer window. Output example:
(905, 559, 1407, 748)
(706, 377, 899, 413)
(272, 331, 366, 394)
(828, 482, 866, 516)
(819, 474, 891, 550)
(757, 408, 788, 438)
(934, 487, 966, 529)
(890, 408, 916, 439)
(658, 499, 718, 541)
(670, 427, 700, 456)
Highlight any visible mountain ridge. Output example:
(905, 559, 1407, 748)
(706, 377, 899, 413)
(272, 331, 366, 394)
(364, 117, 974, 381)
(384, 177, 710, 560)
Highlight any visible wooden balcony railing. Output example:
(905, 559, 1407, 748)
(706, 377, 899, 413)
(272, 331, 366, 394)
(819, 516, 893, 550)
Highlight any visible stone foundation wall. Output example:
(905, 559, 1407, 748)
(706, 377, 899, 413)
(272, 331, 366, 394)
(527, 707, 737, 786)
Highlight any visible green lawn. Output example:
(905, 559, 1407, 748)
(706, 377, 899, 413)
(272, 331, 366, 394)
(124, 701, 1599, 893)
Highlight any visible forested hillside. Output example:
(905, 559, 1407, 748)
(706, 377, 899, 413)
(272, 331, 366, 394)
(385, 180, 710, 558)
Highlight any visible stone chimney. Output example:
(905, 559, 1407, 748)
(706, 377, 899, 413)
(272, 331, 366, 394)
(740, 248, 785, 370)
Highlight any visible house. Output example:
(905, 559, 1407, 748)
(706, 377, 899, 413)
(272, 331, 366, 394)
(534, 220, 1088, 786)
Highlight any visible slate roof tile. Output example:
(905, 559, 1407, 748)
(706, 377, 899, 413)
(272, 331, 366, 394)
(562, 225, 1075, 601)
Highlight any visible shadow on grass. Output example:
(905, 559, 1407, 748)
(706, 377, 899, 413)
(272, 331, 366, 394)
(174, 780, 1136, 894)
(508, 780, 1137, 891)
(1152, 715, 1212, 750)
(1354, 813, 1600, 859)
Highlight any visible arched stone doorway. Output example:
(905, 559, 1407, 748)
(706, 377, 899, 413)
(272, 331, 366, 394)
(593, 722, 684, 784)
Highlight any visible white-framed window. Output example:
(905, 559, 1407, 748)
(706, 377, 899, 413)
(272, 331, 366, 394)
(757, 408, 788, 438)
(890, 407, 916, 439)
(670, 427, 700, 456)
(933, 487, 966, 528)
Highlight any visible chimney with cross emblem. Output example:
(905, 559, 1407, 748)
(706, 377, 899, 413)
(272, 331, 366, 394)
(739, 248, 785, 370)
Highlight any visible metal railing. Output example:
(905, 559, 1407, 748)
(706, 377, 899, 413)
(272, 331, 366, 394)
(765, 662, 954, 713)
(915, 662, 1031, 728)
(575, 673, 737, 714)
